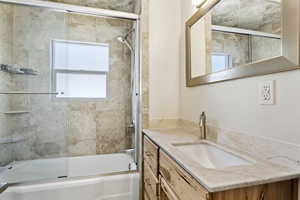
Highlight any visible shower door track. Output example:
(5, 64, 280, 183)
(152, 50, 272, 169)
(0, 0, 139, 20)
(7, 170, 139, 188)
(0, 92, 59, 95)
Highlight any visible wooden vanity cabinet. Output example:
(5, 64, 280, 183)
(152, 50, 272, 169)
(212, 180, 296, 200)
(144, 136, 159, 175)
(143, 136, 159, 200)
(143, 135, 298, 200)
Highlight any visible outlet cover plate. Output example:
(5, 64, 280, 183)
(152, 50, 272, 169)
(259, 80, 275, 105)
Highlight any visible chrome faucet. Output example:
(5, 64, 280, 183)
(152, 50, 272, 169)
(199, 112, 207, 140)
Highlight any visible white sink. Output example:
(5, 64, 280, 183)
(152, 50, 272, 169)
(172, 142, 253, 169)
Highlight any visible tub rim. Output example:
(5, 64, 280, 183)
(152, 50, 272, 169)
(6, 169, 139, 189)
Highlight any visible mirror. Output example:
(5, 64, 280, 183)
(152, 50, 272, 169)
(186, 0, 300, 86)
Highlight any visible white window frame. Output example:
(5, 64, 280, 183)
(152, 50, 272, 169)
(50, 39, 109, 100)
(211, 52, 233, 72)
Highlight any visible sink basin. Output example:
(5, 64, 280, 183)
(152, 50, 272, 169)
(172, 142, 253, 169)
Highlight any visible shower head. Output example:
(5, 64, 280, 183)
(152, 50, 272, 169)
(117, 28, 135, 52)
(117, 36, 126, 43)
(117, 35, 133, 52)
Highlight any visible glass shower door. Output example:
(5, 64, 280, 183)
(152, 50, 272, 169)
(62, 12, 135, 154)
(0, 0, 139, 186)
(59, 12, 136, 176)
(0, 2, 69, 184)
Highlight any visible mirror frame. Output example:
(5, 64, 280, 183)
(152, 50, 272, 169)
(186, 0, 300, 87)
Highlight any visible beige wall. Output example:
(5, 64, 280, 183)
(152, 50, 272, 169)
(191, 18, 207, 77)
(141, 0, 149, 128)
(180, 0, 300, 146)
(171, 1, 300, 194)
(148, 0, 181, 122)
(147, 4, 300, 196)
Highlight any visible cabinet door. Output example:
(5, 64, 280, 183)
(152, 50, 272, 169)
(160, 177, 180, 200)
(212, 180, 295, 200)
(212, 185, 264, 200)
(144, 136, 159, 175)
(264, 180, 294, 200)
(144, 163, 159, 200)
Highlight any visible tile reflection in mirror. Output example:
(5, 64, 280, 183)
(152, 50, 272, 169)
(190, 0, 282, 76)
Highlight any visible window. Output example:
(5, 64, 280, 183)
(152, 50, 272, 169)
(52, 40, 109, 99)
(211, 53, 232, 73)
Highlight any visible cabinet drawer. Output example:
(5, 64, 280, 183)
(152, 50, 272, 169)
(159, 150, 210, 200)
(160, 176, 180, 200)
(212, 180, 294, 200)
(144, 163, 159, 200)
(144, 136, 159, 175)
(212, 184, 264, 200)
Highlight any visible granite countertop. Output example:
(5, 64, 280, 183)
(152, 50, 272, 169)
(143, 128, 300, 192)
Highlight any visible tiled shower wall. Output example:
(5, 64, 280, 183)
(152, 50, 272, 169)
(210, 0, 281, 68)
(212, 31, 250, 68)
(0, 4, 14, 165)
(0, 0, 137, 165)
(211, 31, 281, 68)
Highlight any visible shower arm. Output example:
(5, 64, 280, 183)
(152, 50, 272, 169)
(124, 28, 135, 40)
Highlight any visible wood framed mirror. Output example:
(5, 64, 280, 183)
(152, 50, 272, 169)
(186, 0, 300, 87)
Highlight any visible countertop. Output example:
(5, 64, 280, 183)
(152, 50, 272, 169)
(143, 128, 300, 192)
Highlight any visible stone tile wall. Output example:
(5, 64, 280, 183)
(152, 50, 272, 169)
(0, 1, 136, 165)
(212, 31, 250, 68)
(141, 0, 149, 129)
(0, 4, 14, 165)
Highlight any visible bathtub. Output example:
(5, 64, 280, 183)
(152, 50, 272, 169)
(0, 153, 139, 200)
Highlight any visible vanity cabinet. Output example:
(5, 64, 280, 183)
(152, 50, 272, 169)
(211, 180, 296, 200)
(143, 136, 159, 200)
(143, 135, 298, 200)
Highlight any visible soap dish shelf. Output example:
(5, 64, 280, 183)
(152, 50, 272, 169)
(0, 137, 26, 144)
(2, 111, 30, 114)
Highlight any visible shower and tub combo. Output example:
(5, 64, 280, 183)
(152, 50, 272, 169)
(0, 0, 141, 199)
(0, 154, 139, 200)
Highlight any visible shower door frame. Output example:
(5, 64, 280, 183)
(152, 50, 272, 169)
(0, 0, 139, 20)
(0, 0, 142, 187)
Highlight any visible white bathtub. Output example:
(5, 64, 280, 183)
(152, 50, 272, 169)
(0, 153, 139, 200)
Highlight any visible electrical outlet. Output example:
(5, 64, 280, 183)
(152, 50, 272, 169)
(259, 80, 275, 105)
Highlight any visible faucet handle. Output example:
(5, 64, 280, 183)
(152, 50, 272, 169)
(199, 112, 207, 140)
